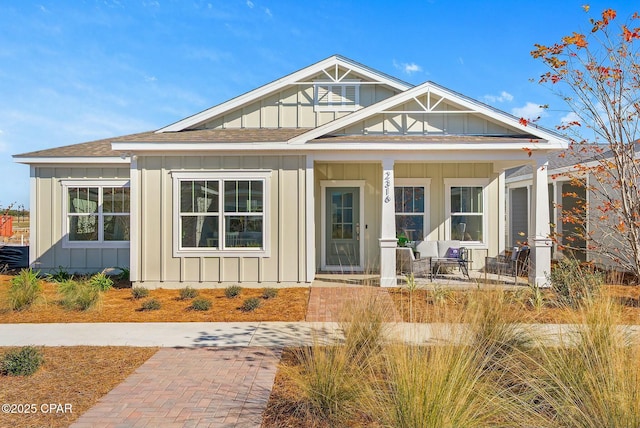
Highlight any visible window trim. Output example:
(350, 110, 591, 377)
(394, 178, 431, 241)
(444, 178, 489, 248)
(313, 80, 360, 112)
(61, 179, 131, 249)
(171, 171, 271, 258)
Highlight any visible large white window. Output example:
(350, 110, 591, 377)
(172, 171, 270, 257)
(62, 180, 130, 248)
(395, 179, 431, 241)
(314, 82, 360, 112)
(445, 178, 489, 245)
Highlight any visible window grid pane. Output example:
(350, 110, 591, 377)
(395, 186, 426, 241)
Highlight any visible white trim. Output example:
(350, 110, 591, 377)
(288, 82, 569, 146)
(157, 55, 411, 133)
(60, 179, 131, 249)
(129, 157, 139, 282)
(111, 141, 568, 153)
(395, 178, 432, 241)
(320, 180, 366, 272)
(444, 178, 490, 248)
(29, 166, 37, 267)
(497, 172, 506, 255)
(305, 156, 316, 282)
(14, 157, 130, 165)
(171, 170, 272, 258)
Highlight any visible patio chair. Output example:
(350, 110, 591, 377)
(484, 246, 530, 283)
(396, 246, 430, 277)
(414, 240, 470, 281)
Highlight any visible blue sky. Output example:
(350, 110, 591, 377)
(1, 0, 637, 208)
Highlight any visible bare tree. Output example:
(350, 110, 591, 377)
(531, 7, 640, 281)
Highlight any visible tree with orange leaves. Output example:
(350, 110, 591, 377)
(532, 7, 640, 282)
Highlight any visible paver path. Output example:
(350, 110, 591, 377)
(306, 286, 401, 322)
(71, 347, 281, 428)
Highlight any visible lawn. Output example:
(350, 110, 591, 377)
(0, 346, 158, 428)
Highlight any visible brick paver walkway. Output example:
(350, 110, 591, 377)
(306, 286, 401, 322)
(71, 347, 281, 428)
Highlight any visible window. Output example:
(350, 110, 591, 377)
(394, 179, 430, 241)
(173, 172, 270, 256)
(314, 82, 360, 112)
(445, 179, 488, 244)
(63, 181, 130, 248)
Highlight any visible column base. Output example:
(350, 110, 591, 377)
(379, 238, 397, 287)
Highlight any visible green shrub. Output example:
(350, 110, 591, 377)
(8, 268, 42, 311)
(262, 287, 278, 299)
(89, 272, 114, 291)
(550, 258, 603, 308)
(225, 285, 242, 298)
(58, 280, 102, 311)
(140, 298, 161, 311)
(115, 266, 130, 282)
(1, 346, 44, 376)
(191, 297, 212, 311)
(242, 297, 261, 312)
(179, 286, 199, 300)
(45, 266, 72, 283)
(131, 286, 149, 299)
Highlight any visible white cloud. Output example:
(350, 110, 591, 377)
(560, 111, 581, 124)
(458, 57, 464, 65)
(264, 7, 272, 17)
(511, 102, 546, 121)
(246, 0, 254, 8)
(483, 91, 514, 103)
(393, 60, 422, 75)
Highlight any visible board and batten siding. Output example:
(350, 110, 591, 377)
(135, 155, 308, 288)
(30, 166, 131, 273)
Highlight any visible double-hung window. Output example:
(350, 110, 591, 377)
(173, 171, 270, 256)
(445, 178, 488, 245)
(394, 179, 430, 241)
(314, 81, 360, 112)
(63, 180, 130, 248)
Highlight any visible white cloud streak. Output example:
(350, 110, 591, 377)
(511, 102, 547, 121)
(483, 91, 514, 103)
(393, 60, 422, 75)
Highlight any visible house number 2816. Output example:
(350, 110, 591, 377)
(383, 172, 391, 203)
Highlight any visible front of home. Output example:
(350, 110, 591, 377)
(15, 55, 568, 287)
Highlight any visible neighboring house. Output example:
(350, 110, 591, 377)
(14, 55, 568, 287)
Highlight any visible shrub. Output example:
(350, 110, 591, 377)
(550, 258, 603, 308)
(131, 286, 149, 299)
(179, 286, 199, 300)
(262, 287, 278, 299)
(140, 298, 161, 311)
(225, 285, 242, 298)
(45, 266, 72, 283)
(191, 297, 212, 311)
(242, 297, 261, 312)
(58, 280, 102, 311)
(115, 266, 130, 282)
(1, 346, 44, 376)
(89, 272, 114, 291)
(8, 268, 42, 311)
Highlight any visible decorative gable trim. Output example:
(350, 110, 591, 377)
(156, 55, 411, 133)
(288, 81, 569, 149)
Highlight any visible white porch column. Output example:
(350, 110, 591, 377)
(380, 157, 397, 287)
(529, 157, 553, 287)
(553, 181, 564, 257)
(305, 155, 316, 283)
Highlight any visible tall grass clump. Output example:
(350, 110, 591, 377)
(549, 257, 603, 308)
(88, 272, 114, 291)
(339, 291, 392, 361)
(7, 268, 42, 311)
(528, 296, 640, 427)
(58, 280, 102, 311)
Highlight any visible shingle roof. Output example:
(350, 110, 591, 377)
(505, 144, 608, 180)
(14, 128, 313, 158)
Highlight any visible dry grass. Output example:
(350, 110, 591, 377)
(0, 275, 309, 323)
(388, 285, 640, 324)
(0, 346, 157, 428)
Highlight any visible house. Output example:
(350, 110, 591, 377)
(14, 55, 568, 288)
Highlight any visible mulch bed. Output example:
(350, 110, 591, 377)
(0, 275, 309, 323)
(0, 346, 157, 428)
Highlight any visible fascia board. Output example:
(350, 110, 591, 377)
(13, 156, 130, 165)
(157, 56, 412, 133)
(289, 81, 570, 147)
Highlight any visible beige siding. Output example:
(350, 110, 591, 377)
(135, 155, 307, 287)
(31, 166, 130, 274)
